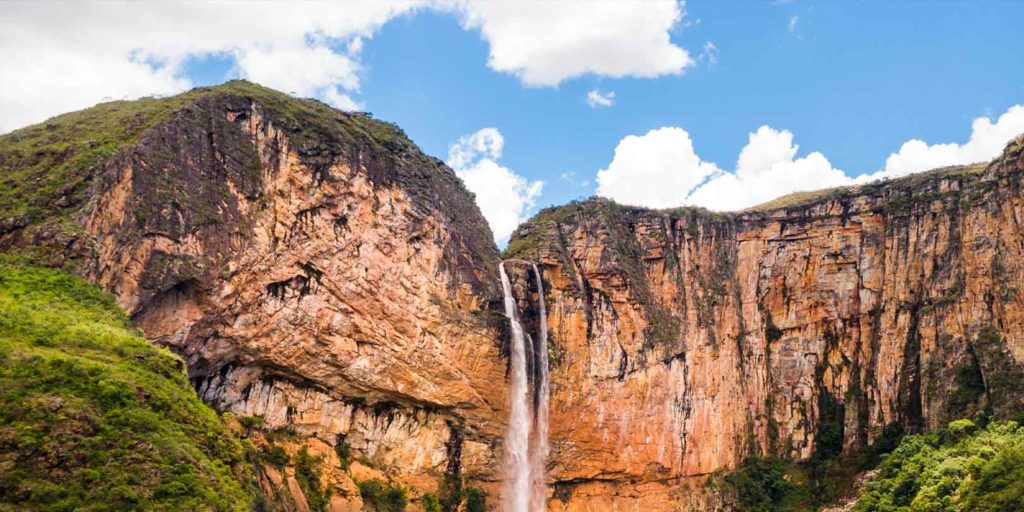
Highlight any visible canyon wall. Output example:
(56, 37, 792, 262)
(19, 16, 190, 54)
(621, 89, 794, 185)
(504, 135, 1024, 510)
(5, 80, 1024, 510)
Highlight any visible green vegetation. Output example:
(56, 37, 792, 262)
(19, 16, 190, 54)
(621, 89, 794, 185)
(717, 419, 1024, 511)
(719, 456, 800, 511)
(334, 437, 352, 470)
(713, 421, 906, 510)
(428, 473, 486, 512)
(945, 356, 986, 417)
(421, 493, 441, 512)
(0, 260, 254, 511)
(973, 326, 1024, 419)
(357, 478, 408, 511)
(465, 487, 487, 512)
(853, 419, 1024, 511)
(294, 446, 330, 512)
(0, 93, 195, 223)
(263, 444, 290, 467)
(239, 415, 265, 429)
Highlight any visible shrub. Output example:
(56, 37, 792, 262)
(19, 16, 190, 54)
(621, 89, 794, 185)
(358, 478, 407, 512)
(421, 493, 441, 512)
(465, 487, 487, 512)
(334, 438, 352, 470)
(294, 447, 330, 512)
(239, 415, 265, 429)
(722, 456, 794, 511)
(264, 445, 290, 466)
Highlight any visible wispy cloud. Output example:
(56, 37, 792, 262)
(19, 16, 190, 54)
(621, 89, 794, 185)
(586, 89, 615, 108)
(699, 41, 718, 65)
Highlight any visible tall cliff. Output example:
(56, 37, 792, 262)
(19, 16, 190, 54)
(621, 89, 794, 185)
(504, 135, 1024, 510)
(4, 79, 1024, 511)
(1, 81, 509, 510)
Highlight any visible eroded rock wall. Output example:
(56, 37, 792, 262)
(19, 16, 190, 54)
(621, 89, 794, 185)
(1, 84, 510, 509)
(505, 136, 1024, 510)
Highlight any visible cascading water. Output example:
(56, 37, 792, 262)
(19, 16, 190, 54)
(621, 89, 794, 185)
(499, 262, 532, 512)
(499, 261, 551, 511)
(529, 263, 550, 512)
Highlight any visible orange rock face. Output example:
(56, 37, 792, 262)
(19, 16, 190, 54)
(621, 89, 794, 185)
(1, 84, 510, 510)
(6, 80, 1024, 510)
(505, 136, 1024, 509)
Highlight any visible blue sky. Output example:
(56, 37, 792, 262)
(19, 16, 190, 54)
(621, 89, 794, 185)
(3, 1, 1024, 243)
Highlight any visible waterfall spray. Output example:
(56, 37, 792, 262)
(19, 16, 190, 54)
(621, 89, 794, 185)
(499, 262, 532, 512)
(529, 263, 550, 511)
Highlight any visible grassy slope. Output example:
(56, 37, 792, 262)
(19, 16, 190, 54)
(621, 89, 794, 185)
(0, 259, 254, 511)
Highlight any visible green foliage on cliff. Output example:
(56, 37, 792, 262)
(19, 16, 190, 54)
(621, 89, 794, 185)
(294, 446, 330, 512)
(718, 419, 1024, 511)
(0, 94, 190, 223)
(465, 487, 487, 512)
(714, 421, 906, 510)
(357, 478, 408, 511)
(0, 260, 254, 511)
(853, 419, 1024, 512)
(720, 456, 802, 511)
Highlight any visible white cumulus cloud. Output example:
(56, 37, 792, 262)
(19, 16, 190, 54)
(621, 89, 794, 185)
(878, 105, 1024, 178)
(447, 128, 543, 245)
(596, 127, 720, 209)
(0, 0, 427, 132)
(685, 126, 849, 210)
(596, 105, 1024, 211)
(451, 0, 693, 87)
(587, 89, 616, 108)
(1, 0, 696, 133)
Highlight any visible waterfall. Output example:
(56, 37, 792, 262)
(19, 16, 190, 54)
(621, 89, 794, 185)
(499, 262, 532, 512)
(529, 263, 550, 512)
(499, 261, 551, 511)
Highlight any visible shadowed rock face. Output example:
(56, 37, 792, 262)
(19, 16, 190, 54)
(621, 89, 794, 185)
(504, 135, 1024, 510)
(4, 79, 1024, 511)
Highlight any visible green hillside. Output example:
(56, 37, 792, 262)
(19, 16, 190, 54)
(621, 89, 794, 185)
(853, 419, 1024, 511)
(0, 258, 254, 511)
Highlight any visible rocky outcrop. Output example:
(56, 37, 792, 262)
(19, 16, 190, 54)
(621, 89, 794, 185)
(504, 135, 1024, 510)
(0, 82, 509, 509)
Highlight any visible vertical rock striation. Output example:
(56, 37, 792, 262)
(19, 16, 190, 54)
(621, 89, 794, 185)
(505, 135, 1024, 510)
